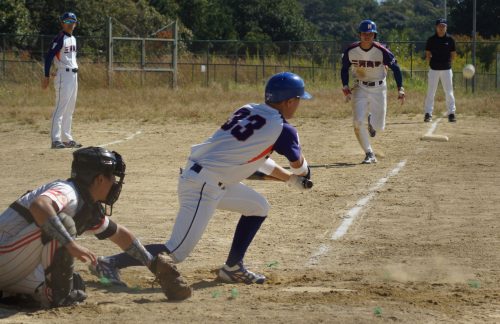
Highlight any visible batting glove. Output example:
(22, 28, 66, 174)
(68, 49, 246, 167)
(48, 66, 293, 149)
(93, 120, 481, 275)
(398, 87, 405, 105)
(342, 85, 352, 102)
(286, 175, 313, 191)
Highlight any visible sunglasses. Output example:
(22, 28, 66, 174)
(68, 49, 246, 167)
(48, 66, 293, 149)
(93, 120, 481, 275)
(62, 20, 77, 24)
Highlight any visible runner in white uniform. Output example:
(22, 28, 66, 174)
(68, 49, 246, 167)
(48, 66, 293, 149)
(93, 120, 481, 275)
(0, 147, 161, 307)
(91, 72, 313, 285)
(42, 12, 81, 149)
(341, 19, 405, 164)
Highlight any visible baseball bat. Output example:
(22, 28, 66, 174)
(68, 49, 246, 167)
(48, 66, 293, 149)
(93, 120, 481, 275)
(247, 171, 314, 189)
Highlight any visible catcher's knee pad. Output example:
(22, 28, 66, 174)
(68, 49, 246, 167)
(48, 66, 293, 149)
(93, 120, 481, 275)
(44, 247, 76, 307)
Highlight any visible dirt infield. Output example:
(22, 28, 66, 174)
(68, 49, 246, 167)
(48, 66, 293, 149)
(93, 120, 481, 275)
(1, 114, 499, 323)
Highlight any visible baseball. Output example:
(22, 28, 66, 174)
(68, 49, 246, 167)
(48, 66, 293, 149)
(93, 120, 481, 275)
(462, 64, 475, 79)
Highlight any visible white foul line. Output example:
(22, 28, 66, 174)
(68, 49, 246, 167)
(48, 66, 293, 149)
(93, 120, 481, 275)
(98, 130, 142, 147)
(425, 117, 443, 136)
(306, 160, 407, 266)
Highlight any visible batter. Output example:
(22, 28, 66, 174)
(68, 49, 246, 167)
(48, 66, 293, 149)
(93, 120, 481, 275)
(91, 72, 314, 285)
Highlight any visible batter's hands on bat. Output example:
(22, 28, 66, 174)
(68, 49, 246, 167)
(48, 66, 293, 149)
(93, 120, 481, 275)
(65, 241, 97, 264)
(342, 85, 352, 103)
(41, 76, 50, 90)
(286, 174, 313, 191)
(397, 87, 405, 105)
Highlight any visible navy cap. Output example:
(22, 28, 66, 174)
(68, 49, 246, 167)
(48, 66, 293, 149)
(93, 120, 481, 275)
(435, 18, 447, 25)
(60, 12, 77, 23)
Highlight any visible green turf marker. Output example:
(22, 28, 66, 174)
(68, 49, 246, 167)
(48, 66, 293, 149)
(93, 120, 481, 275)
(230, 288, 239, 299)
(467, 280, 481, 288)
(374, 306, 382, 316)
(99, 277, 112, 286)
(266, 261, 279, 268)
(211, 290, 221, 298)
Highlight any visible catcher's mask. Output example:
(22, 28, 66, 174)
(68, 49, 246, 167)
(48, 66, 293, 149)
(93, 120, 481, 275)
(71, 147, 126, 215)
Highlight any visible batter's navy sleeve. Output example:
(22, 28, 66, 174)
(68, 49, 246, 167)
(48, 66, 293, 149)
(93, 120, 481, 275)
(377, 43, 403, 88)
(273, 122, 301, 162)
(44, 32, 64, 77)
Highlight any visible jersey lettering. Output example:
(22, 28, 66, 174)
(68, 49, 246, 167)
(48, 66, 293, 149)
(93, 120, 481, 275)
(221, 108, 267, 141)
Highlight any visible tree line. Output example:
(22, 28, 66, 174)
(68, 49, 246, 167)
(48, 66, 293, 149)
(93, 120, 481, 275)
(1, 0, 498, 41)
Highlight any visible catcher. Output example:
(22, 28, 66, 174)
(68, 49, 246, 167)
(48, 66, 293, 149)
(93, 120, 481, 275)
(0, 147, 191, 308)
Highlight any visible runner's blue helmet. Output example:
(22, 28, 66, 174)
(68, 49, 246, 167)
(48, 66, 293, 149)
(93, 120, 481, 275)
(358, 19, 377, 34)
(265, 72, 312, 103)
(60, 12, 77, 23)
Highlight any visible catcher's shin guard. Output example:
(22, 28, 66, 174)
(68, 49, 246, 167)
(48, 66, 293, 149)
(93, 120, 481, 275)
(44, 248, 86, 307)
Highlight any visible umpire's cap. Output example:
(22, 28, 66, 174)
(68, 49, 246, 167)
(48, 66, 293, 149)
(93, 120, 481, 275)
(435, 18, 447, 25)
(60, 12, 77, 23)
(265, 72, 312, 103)
(358, 19, 377, 34)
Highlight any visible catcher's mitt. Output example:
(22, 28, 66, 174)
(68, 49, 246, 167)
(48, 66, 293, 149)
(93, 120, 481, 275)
(151, 252, 192, 301)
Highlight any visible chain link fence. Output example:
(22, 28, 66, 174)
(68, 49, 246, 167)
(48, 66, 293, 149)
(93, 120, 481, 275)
(1, 33, 498, 91)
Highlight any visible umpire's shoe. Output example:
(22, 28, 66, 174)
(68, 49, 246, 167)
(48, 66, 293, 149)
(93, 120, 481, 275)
(362, 152, 377, 164)
(424, 113, 432, 122)
(217, 261, 266, 284)
(448, 113, 456, 122)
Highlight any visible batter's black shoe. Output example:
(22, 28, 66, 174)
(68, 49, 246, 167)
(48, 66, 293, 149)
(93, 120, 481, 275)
(64, 140, 82, 148)
(51, 141, 65, 149)
(362, 152, 377, 164)
(424, 113, 432, 122)
(448, 114, 456, 122)
(368, 114, 376, 137)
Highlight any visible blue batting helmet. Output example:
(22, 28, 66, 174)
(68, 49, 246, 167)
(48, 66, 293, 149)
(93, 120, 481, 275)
(60, 12, 77, 23)
(358, 20, 377, 34)
(265, 72, 312, 103)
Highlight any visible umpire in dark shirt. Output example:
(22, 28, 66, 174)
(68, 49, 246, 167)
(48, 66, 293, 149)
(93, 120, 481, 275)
(423, 18, 457, 123)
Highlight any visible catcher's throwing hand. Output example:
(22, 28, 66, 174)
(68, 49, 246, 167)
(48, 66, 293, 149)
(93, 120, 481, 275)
(342, 85, 352, 103)
(151, 252, 192, 301)
(397, 87, 405, 105)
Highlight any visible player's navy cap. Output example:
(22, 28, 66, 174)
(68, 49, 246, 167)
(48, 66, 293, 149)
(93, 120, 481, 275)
(60, 12, 77, 23)
(435, 18, 447, 25)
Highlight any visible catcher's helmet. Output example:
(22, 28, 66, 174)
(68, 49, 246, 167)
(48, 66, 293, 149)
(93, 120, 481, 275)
(358, 19, 377, 34)
(265, 72, 312, 103)
(60, 12, 77, 23)
(71, 147, 125, 206)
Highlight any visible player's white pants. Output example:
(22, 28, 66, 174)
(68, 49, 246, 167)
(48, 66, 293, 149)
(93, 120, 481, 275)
(0, 218, 59, 301)
(166, 161, 270, 263)
(424, 69, 456, 115)
(51, 70, 78, 142)
(352, 82, 387, 153)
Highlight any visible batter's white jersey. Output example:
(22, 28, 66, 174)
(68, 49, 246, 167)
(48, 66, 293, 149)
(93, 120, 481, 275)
(0, 180, 110, 296)
(190, 103, 301, 184)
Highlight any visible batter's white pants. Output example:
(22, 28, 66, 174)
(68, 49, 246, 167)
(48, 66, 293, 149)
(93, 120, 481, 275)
(51, 70, 78, 143)
(166, 161, 270, 263)
(0, 215, 59, 303)
(352, 82, 387, 153)
(424, 69, 456, 115)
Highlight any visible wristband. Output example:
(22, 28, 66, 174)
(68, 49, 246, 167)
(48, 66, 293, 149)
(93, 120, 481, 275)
(290, 159, 308, 175)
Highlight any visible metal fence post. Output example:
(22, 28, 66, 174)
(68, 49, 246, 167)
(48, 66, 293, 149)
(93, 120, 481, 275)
(172, 19, 178, 88)
(262, 42, 265, 80)
(2, 35, 5, 77)
(496, 52, 499, 90)
(206, 41, 210, 87)
(234, 42, 238, 83)
(107, 17, 113, 87)
(409, 43, 413, 78)
(288, 40, 291, 70)
(141, 39, 145, 86)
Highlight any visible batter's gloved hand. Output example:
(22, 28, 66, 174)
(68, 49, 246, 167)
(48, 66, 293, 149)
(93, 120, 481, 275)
(342, 85, 352, 103)
(287, 175, 314, 191)
(398, 87, 405, 105)
(150, 252, 192, 301)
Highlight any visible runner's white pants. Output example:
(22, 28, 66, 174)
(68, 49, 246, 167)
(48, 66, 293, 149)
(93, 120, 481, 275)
(166, 161, 269, 263)
(51, 70, 78, 142)
(352, 82, 387, 153)
(424, 69, 456, 115)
